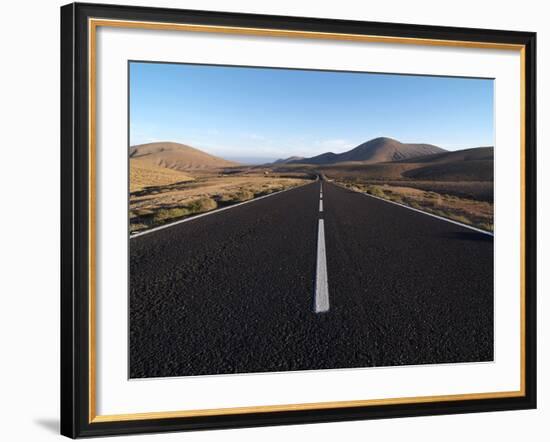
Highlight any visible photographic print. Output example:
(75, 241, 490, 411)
(128, 62, 494, 379)
(61, 5, 536, 436)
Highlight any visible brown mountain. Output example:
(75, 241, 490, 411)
(130, 158, 194, 192)
(291, 137, 446, 165)
(397, 145, 493, 164)
(129, 141, 239, 171)
(318, 146, 493, 182)
(400, 146, 494, 181)
(271, 156, 305, 165)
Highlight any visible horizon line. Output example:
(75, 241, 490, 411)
(129, 136, 494, 163)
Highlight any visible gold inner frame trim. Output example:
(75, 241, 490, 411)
(88, 18, 527, 424)
(90, 18, 525, 50)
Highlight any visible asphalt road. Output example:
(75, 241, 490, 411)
(129, 180, 493, 378)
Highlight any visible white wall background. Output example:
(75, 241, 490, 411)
(0, 0, 546, 440)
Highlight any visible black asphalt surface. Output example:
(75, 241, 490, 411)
(129, 180, 493, 378)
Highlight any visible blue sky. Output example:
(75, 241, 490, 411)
(130, 62, 494, 163)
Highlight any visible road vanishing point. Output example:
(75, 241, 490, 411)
(129, 179, 493, 378)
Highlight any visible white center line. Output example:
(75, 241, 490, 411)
(319, 199, 323, 212)
(314, 219, 330, 313)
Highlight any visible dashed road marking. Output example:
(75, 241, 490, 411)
(314, 219, 329, 313)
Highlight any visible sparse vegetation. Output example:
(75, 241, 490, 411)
(131, 197, 218, 232)
(130, 158, 194, 192)
(216, 189, 254, 203)
(128, 139, 494, 234)
(130, 175, 309, 233)
(153, 207, 190, 222)
(339, 181, 493, 232)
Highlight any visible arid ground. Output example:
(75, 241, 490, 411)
(269, 139, 494, 231)
(129, 142, 311, 233)
(129, 138, 493, 233)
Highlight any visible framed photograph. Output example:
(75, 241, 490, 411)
(60, 2, 537, 438)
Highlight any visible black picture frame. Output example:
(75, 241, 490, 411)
(61, 2, 537, 438)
